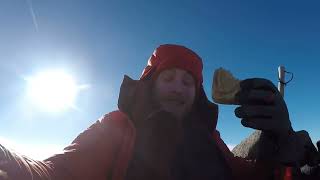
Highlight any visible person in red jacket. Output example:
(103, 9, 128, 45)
(0, 44, 318, 180)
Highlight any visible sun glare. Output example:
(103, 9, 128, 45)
(26, 70, 80, 112)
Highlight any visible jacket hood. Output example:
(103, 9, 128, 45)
(196, 84, 219, 132)
(118, 75, 219, 132)
(140, 44, 203, 89)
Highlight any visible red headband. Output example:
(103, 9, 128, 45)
(140, 44, 203, 88)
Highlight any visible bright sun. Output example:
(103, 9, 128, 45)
(25, 70, 80, 112)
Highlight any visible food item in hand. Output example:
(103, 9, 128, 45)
(212, 68, 241, 104)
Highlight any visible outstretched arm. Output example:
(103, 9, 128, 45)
(0, 144, 53, 180)
(0, 111, 134, 180)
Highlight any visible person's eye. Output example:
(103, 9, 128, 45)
(160, 70, 175, 82)
(183, 76, 195, 87)
(162, 74, 173, 82)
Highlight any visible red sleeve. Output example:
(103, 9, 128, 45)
(0, 144, 53, 180)
(212, 130, 291, 180)
(45, 111, 134, 180)
(0, 111, 135, 180)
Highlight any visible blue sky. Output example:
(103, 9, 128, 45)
(0, 0, 320, 159)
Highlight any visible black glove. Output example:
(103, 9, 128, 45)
(234, 78, 319, 166)
(234, 78, 292, 136)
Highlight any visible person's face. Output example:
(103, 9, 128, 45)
(153, 68, 196, 120)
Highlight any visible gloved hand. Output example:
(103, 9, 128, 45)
(234, 78, 319, 166)
(234, 78, 292, 136)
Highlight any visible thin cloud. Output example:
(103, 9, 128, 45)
(26, 0, 39, 31)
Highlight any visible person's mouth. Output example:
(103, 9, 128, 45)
(166, 98, 185, 106)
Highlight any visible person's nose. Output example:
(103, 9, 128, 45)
(170, 79, 185, 95)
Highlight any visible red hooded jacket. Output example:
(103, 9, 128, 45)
(0, 44, 294, 180)
(0, 110, 291, 180)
